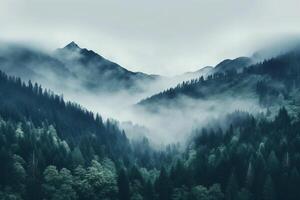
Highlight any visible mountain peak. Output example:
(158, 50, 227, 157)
(64, 41, 80, 50)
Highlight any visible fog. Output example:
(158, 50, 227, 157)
(50, 85, 263, 145)
(1, 0, 300, 75)
(0, 39, 298, 146)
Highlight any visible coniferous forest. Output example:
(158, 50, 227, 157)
(1, 60, 300, 200)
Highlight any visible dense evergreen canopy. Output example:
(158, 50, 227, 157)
(1, 47, 300, 200)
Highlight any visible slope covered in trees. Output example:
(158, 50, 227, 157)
(0, 70, 168, 199)
(138, 48, 300, 113)
(0, 70, 131, 161)
(115, 108, 300, 200)
(166, 108, 300, 200)
(3, 107, 297, 200)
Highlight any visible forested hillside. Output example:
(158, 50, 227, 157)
(165, 108, 300, 200)
(0, 71, 168, 200)
(0, 70, 131, 161)
(139, 48, 300, 114)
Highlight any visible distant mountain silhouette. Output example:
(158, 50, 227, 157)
(0, 42, 160, 93)
(55, 41, 160, 92)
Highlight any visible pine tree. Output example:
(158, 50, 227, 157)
(267, 151, 280, 175)
(155, 168, 172, 200)
(71, 146, 85, 167)
(144, 181, 155, 200)
(225, 173, 238, 200)
(245, 161, 254, 189)
(117, 169, 130, 200)
(263, 175, 276, 200)
(236, 188, 252, 200)
(288, 168, 300, 200)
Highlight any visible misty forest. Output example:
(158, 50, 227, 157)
(1, 41, 300, 200)
(1, 1, 300, 199)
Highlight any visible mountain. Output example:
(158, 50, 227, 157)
(137, 55, 257, 108)
(138, 48, 300, 114)
(54, 41, 159, 92)
(0, 41, 257, 97)
(0, 42, 160, 94)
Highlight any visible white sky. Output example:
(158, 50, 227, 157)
(1, 0, 300, 75)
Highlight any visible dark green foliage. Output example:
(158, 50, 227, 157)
(155, 168, 172, 200)
(1, 67, 300, 200)
(176, 108, 300, 200)
(263, 175, 276, 200)
(0, 70, 131, 164)
(225, 173, 238, 200)
(0, 70, 127, 199)
(117, 169, 130, 200)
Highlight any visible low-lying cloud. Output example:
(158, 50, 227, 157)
(0, 40, 297, 147)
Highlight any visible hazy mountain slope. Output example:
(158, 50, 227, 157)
(54, 42, 160, 92)
(0, 42, 160, 94)
(149, 56, 255, 98)
(138, 48, 300, 113)
(170, 56, 254, 87)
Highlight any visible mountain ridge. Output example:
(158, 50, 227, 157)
(137, 47, 300, 115)
(0, 42, 161, 93)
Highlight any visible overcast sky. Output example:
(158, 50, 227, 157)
(1, 0, 300, 75)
